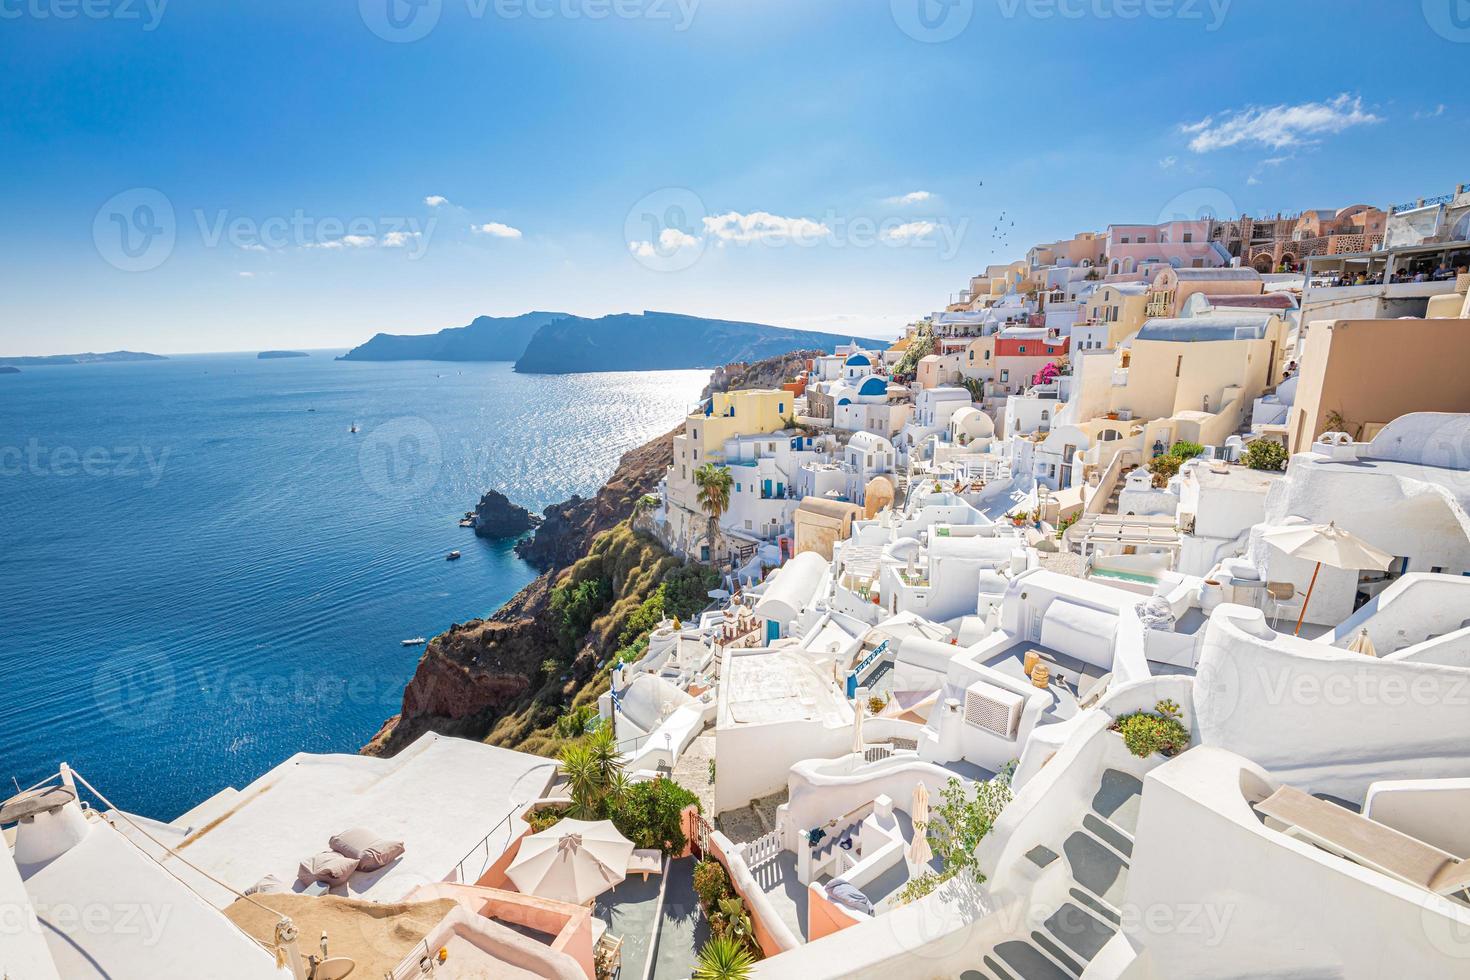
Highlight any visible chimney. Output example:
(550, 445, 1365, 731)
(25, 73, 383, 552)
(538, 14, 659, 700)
(1, 784, 93, 873)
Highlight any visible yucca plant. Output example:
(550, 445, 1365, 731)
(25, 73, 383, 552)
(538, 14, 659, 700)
(693, 934, 755, 980)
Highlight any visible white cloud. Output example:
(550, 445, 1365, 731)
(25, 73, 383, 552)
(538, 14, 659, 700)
(309, 234, 378, 249)
(380, 230, 421, 248)
(885, 190, 933, 205)
(237, 271, 255, 278)
(475, 222, 522, 239)
(1414, 104, 1446, 120)
(1246, 175, 1261, 186)
(424, 195, 449, 207)
(882, 220, 937, 242)
(239, 242, 269, 252)
(1158, 155, 1177, 170)
(1181, 94, 1382, 152)
(628, 227, 700, 258)
(702, 211, 830, 243)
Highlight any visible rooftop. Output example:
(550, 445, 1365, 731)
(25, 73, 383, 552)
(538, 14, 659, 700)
(115, 733, 558, 906)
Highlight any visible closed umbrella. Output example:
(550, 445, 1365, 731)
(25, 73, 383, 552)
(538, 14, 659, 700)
(1347, 627, 1378, 657)
(851, 698, 865, 756)
(506, 819, 632, 905)
(906, 781, 933, 868)
(1262, 521, 1393, 636)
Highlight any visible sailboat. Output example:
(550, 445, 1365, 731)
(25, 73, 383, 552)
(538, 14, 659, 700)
(349, 421, 359, 433)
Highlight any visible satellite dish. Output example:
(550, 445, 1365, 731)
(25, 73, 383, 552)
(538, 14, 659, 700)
(312, 956, 356, 980)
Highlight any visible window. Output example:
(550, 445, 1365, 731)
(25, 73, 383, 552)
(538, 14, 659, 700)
(1018, 345, 1026, 353)
(985, 349, 991, 360)
(1182, 232, 1193, 243)
(693, 449, 698, 460)
(1120, 236, 1129, 243)
(1175, 355, 1182, 378)
(745, 520, 753, 530)
(736, 483, 742, 492)
(778, 402, 785, 414)
(1000, 369, 1009, 382)
(1138, 235, 1148, 243)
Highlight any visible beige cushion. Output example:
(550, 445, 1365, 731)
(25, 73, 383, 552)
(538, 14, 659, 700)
(244, 873, 287, 896)
(297, 850, 359, 886)
(329, 827, 406, 872)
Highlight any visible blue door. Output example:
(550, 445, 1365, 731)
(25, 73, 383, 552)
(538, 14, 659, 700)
(765, 619, 780, 643)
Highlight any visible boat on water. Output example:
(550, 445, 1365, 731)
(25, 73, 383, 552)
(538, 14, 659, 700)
(350, 422, 359, 433)
(458, 518, 475, 528)
(401, 636, 426, 646)
(446, 550, 462, 560)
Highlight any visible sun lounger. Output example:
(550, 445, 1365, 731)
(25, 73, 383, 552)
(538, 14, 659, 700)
(1254, 785, 1470, 898)
(626, 849, 663, 882)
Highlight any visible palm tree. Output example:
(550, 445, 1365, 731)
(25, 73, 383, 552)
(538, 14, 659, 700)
(693, 463, 733, 564)
(693, 935, 755, 980)
(559, 729, 625, 819)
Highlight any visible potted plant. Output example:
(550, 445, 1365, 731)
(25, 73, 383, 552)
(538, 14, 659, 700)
(1111, 699, 1189, 758)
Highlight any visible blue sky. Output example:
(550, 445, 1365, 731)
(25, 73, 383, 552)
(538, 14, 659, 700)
(2, 0, 1467, 355)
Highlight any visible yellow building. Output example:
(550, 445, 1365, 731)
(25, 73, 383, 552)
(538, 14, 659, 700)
(665, 388, 792, 561)
(1079, 283, 1151, 348)
(1286, 316, 1470, 451)
(1048, 312, 1291, 485)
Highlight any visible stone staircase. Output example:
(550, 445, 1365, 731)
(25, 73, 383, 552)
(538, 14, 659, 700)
(968, 768, 1144, 980)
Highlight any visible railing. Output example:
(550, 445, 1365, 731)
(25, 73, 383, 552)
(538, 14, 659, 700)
(451, 803, 527, 885)
(1390, 193, 1456, 213)
(862, 744, 894, 764)
(846, 639, 891, 698)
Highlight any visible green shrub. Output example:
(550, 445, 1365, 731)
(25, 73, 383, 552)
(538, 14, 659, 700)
(693, 858, 731, 909)
(608, 776, 700, 854)
(553, 704, 599, 739)
(895, 774, 1013, 904)
(1112, 699, 1189, 758)
(1146, 453, 1182, 488)
(550, 576, 612, 649)
(1168, 440, 1205, 460)
(1243, 439, 1288, 472)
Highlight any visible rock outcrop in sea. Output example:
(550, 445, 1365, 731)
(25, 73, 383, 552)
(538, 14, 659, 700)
(472, 489, 539, 539)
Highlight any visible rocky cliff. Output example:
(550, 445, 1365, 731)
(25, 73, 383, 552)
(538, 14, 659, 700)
(702, 349, 823, 399)
(363, 425, 697, 758)
(472, 490, 539, 539)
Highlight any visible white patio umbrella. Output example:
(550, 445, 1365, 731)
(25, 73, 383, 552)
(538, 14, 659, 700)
(906, 781, 933, 867)
(1347, 627, 1378, 657)
(851, 698, 866, 756)
(506, 819, 633, 905)
(1261, 521, 1393, 636)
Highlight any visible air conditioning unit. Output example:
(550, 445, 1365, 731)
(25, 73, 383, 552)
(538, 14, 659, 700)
(1117, 409, 1134, 421)
(963, 680, 1025, 739)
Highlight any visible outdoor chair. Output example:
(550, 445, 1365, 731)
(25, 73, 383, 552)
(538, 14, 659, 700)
(1264, 582, 1297, 629)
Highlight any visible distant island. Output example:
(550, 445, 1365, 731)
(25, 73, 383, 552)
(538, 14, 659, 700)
(339, 309, 884, 374)
(0, 350, 167, 367)
(257, 350, 309, 359)
(0, 366, 18, 375)
(515, 311, 886, 374)
(338, 312, 567, 363)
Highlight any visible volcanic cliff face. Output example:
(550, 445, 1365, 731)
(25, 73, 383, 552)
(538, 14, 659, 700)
(362, 427, 678, 757)
(702, 349, 821, 399)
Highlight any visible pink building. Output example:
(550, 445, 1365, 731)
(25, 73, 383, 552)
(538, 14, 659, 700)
(1104, 220, 1229, 276)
